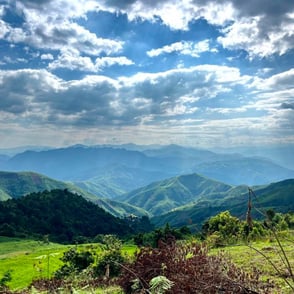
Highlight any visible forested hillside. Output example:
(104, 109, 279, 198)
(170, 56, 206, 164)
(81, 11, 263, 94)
(0, 171, 148, 217)
(0, 189, 133, 243)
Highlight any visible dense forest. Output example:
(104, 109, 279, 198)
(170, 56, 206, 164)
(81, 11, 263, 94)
(0, 189, 141, 243)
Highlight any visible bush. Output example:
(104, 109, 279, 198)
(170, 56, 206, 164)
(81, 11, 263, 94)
(54, 248, 94, 278)
(118, 239, 274, 293)
(94, 249, 126, 278)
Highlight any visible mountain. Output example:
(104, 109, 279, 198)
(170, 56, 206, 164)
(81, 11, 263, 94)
(215, 144, 294, 170)
(1, 144, 293, 197)
(0, 171, 97, 201)
(0, 146, 52, 156)
(0, 189, 132, 243)
(0, 171, 148, 217)
(151, 179, 294, 228)
(74, 164, 176, 198)
(195, 157, 294, 186)
(115, 173, 232, 216)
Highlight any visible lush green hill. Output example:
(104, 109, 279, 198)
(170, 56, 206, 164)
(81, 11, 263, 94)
(0, 171, 148, 218)
(116, 173, 232, 216)
(0, 189, 132, 243)
(152, 179, 294, 228)
(0, 171, 81, 199)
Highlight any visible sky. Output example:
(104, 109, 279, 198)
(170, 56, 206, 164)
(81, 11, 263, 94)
(0, 0, 294, 149)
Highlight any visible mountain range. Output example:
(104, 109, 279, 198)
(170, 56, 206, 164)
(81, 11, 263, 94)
(0, 169, 293, 231)
(0, 144, 293, 232)
(0, 144, 293, 199)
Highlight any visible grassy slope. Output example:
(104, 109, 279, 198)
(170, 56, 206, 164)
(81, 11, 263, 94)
(211, 235, 294, 293)
(0, 237, 137, 291)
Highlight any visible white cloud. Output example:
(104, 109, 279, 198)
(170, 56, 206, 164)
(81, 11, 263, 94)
(95, 56, 134, 69)
(2, 1, 123, 58)
(147, 40, 210, 58)
(40, 54, 54, 60)
(48, 49, 134, 72)
(218, 15, 294, 58)
(48, 49, 97, 72)
(0, 19, 10, 39)
(98, 0, 294, 57)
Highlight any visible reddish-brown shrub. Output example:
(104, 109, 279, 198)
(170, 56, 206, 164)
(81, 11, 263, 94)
(118, 239, 275, 293)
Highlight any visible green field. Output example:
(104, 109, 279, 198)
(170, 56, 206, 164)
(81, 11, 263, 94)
(0, 237, 136, 291)
(0, 236, 293, 293)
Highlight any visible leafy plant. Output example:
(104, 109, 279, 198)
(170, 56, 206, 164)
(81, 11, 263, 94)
(149, 275, 174, 294)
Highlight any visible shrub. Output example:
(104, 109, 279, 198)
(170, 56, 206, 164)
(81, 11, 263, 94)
(54, 248, 94, 278)
(94, 249, 126, 278)
(118, 239, 274, 293)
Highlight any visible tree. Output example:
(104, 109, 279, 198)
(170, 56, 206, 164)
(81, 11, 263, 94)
(202, 211, 241, 245)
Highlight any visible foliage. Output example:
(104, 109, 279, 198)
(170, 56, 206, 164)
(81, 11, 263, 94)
(94, 249, 126, 278)
(0, 271, 12, 290)
(118, 239, 274, 293)
(202, 210, 241, 245)
(133, 223, 191, 247)
(149, 275, 174, 294)
(202, 210, 294, 246)
(93, 234, 126, 278)
(54, 247, 94, 279)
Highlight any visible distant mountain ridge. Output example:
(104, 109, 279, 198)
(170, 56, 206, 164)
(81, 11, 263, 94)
(0, 144, 293, 199)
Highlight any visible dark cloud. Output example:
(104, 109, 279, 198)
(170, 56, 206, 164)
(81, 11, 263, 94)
(281, 102, 294, 110)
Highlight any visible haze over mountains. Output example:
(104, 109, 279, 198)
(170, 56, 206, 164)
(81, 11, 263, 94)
(0, 142, 293, 231)
(0, 144, 293, 200)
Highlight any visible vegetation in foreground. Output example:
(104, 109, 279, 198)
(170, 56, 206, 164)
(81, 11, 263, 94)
(1, 209, 293, 293)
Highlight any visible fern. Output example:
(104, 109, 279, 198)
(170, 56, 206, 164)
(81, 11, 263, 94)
(149, 276, 174, 294)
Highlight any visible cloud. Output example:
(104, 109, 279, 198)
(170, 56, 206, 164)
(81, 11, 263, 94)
(6, 20, 123, 56)
(2, 1, 123, 58)
(98, 0, 294, 57)
(147, 40, 210, 58)
(0, 63, 293, 148)
(48, 49, 134, 72)
(0, 64, 252, 128)
(0, 19, 10, 39)
(217, 14, 294, 58)
(40, 53, 54, 60)
(3, 0, 294, 60)
(281, 103, 294, 110)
